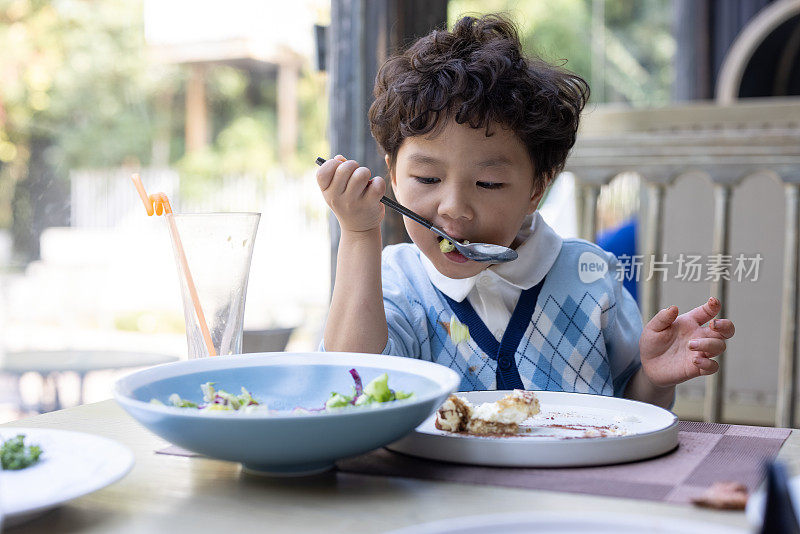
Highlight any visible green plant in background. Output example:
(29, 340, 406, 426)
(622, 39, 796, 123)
(448, 0, 674, 107)
(0, 0, 178, 260)
(0, 0, 331, 261)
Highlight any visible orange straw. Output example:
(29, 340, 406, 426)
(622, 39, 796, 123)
(130, 174, 217, 357)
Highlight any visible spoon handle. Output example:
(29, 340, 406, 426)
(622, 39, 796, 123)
(378, 195, 434, 230)
(315, 156, 435, 230)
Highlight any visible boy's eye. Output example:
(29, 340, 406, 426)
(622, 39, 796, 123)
(414, 176, 440, 185)
(477, 181, 505, 189)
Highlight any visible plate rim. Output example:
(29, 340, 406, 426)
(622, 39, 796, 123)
(386, 390, 679, 467)
(413, 390, 678, 443)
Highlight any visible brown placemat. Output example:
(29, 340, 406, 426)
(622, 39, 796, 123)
(335, 421, 791, 504)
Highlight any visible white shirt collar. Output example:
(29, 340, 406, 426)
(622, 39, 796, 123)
(422, 211, 563, 302)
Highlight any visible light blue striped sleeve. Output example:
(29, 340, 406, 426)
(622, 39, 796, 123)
(319, 254, 423, 359)
(604, 253, 645, 398)
(381, 269, 424, 359)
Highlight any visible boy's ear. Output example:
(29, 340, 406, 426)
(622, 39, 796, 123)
(526, 195, 541, 215)
(385, 154, 396, 189)
(527, 183, 545, 215)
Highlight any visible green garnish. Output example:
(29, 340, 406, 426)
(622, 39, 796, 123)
(1, 434, 42, 470)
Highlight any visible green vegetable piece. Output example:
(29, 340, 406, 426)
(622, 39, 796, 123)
(439, 239, 455, 253)
(395, 390, 414, 400)
(364, 373, 393, 403)
(354, 393, 375, 406)
(168, 393, 198, 408)
(1, 434, 42, 470)
(200, 382, 216, 403)
(326, 392, 352, 409)
(449, 316, 470, 344)
(237, 387, 258, 407)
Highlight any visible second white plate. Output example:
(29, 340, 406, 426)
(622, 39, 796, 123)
(0, 427, 134, 527)
(387, 390, 678, 467)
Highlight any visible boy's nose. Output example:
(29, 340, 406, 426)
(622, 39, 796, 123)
(437, 187, 474, 222)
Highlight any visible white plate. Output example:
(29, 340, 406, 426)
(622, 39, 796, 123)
(0, 427, 134, 527)
(745, 474, 800, 526)
(387, 390, 678, 467)
(386, 512, 747, 534)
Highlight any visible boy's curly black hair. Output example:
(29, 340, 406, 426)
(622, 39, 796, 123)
(369, 14, 589, 194)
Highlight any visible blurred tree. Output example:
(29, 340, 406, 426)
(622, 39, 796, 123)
(0, 0, 329, 261)
(0, 0, 173, 260)
(447, 0, 674, 107)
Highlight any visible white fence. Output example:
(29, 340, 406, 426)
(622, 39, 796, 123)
(69, 167, 328, 234)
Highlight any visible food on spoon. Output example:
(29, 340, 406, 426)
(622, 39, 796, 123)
(439, 238, 456, 253)
(435, 390, 540, 435)
(153, 369, 413, 413)
(0, 434, 43, 470)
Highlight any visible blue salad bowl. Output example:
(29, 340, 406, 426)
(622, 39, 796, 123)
(114, 352, 459, 476)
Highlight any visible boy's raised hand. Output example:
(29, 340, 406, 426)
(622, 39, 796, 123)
(316, 155, 386, 233)
(639, 297, 735, 387)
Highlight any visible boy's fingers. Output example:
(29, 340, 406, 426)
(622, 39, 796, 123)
(331, 159, 360, 195)
(365, 175, 386, 199)
(686, 297, 721, 326)
(689, 337, 726, 356)
(693, 356, 719, 376)
(647, 305, 679, 333)
(316, 158, 343, 191)
(708, 318, 735, 339)
(345, 166, 372, 197)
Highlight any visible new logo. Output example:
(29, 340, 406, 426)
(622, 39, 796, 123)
(578, 252, 608, 284)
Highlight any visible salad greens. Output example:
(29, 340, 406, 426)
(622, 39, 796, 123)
(1, 434, 42, 470)
(155, 369, 413, 413)
(325, 370, 413, 409)
(152, 381, 263, 412)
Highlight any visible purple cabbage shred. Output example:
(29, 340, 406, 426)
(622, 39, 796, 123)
(349, 368, 363, 404)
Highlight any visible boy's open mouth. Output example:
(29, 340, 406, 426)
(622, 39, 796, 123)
(437, 236, 469, 263)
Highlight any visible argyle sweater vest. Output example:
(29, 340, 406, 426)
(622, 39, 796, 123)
(375, 241, 643, 396)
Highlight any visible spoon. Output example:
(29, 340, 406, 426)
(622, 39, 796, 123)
(316, 157, 518, 263)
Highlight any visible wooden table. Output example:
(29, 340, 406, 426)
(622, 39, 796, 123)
(3, 401, 797, 533)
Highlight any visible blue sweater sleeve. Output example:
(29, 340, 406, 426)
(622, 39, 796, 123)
(381, 258, 424, 359)
(603, 252, 644, 397)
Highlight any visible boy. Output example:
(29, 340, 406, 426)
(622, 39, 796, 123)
(316, 14, 734, 409)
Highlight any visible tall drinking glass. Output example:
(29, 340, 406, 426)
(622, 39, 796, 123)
(168, 212, 260, 358)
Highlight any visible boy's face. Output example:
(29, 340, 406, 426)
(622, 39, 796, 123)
(389, 119, 542, 279)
